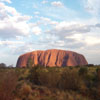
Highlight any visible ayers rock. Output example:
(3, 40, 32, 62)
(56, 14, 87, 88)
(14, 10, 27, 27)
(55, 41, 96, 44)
(16, 49, 88, 67)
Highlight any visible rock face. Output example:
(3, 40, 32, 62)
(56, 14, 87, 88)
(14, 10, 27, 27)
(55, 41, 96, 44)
(16, 49, 88, 67)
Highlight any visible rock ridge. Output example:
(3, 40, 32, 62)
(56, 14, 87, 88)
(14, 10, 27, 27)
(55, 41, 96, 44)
(16, 49, 88, 67)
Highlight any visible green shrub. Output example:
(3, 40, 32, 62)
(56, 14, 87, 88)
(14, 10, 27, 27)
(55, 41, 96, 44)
(28, 66, 42, 85)
(38, 69, 61, 88)
(27, 57, 34, 68)
(79, 67, 88, 76)
(59, 69, 81, 91)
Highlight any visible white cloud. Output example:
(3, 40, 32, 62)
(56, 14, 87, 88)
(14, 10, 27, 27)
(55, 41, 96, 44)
(46, 21, 91, 39)
(51, 1, 63, 7)
(34, 11, 40, 15)
(56, 40, 65, 46)
(39, 17, 58, 25)
(42, 0, 48, 4)
(83, 0, 100, 16)
(84, 36, 100, 45)
(32, 26, 42, 35)
(0, 3, 19, 16)
(45, 20, 100, 51)
(11, 44, 35, 55)
(0, 2, 34, 39)
(0, 18, 31, 38)
(0, 40, 24, 46)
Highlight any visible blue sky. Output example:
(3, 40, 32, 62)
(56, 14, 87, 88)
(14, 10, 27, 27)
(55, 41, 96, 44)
(0, 0, 100, 66)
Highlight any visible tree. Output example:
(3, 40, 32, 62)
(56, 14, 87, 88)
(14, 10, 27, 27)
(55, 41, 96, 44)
(0, 63, 6, 68)
(27, 57, 34, 68)
(28, 66, 41, 85)
(79, 67, 88, 76)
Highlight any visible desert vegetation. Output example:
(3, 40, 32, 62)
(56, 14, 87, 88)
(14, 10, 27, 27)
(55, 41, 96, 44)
(0, 63, 100, 100)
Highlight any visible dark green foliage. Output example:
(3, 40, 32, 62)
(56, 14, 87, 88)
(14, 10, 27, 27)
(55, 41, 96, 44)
(28, 65, 42, 85)
(39, 69, 61, 88)
(26, 57, 34, 68)
(79, 67, 88, 76)
(59, 69, 82, 91)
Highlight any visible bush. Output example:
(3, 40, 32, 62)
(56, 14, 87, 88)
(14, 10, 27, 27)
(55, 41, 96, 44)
(28, 65, 42, 85)
(96, 68, 100, 81)
(16, 83, 32, 99)
(27, 57, 34, 68)
(79, 67, 88, 76)
(0, 70, 18, 100)
(59, 69, 81, 91)
(38, 69, 61, 88)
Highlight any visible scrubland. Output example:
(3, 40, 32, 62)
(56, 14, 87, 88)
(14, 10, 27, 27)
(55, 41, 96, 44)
(0, 64, 100, 100)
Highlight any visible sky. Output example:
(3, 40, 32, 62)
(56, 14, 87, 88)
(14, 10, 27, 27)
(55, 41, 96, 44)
(0, 0, 100, 66)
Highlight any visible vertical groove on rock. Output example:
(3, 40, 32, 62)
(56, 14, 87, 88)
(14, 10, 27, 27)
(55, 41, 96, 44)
(46, 52, 51, 66)
(55, 51, 59, 66)
(62, 54, 69, 67)
(38, 52, 42, 65)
